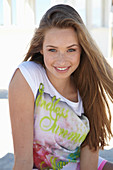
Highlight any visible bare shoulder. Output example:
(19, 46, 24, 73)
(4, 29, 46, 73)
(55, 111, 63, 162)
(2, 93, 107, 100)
(8, 69, 34, 167)
(9, 68, 34, 99)
(8, 68, 34, 128)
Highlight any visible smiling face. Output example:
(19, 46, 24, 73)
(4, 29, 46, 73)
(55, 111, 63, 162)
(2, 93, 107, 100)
(41, 27, 81, 83)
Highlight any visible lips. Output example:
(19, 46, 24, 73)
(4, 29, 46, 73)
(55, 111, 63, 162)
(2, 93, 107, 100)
(54, 66, 70, 72)
(57, 67, 68, 71)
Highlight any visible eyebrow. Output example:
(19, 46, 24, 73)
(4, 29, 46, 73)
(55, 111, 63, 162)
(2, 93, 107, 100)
(67, 44, 79, 48)
(46, 44, 79, 48)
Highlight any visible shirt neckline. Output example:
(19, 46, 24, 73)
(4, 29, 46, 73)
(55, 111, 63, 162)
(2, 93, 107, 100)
(43, 67, 80, 107)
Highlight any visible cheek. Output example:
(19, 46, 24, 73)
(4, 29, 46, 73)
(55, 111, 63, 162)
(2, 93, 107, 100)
(77, 57, 81, 65)
(77, 55, 81, 62)
(72, 55, 80, 63)
(43, 55, 51, 67)
(77, 56, 81, 67)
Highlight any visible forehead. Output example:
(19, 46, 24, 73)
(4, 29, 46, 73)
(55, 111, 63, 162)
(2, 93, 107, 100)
(43, 27, 79, 45)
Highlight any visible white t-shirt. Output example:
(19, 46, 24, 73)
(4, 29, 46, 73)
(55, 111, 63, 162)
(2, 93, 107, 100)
(17, 61, 89, 170)
(18, 61, 84, 117)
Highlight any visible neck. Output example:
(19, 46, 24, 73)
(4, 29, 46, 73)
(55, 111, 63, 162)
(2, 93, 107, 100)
(53, 78, 72, 94)
(48, 75, 76, 99)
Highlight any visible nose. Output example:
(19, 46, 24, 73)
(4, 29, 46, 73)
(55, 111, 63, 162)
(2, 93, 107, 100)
(56, 52, 67, 65)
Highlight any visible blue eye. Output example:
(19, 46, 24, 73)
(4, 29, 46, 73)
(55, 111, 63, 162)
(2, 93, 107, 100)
(49, 49, 56, 52)
(68, 49, 76, 52)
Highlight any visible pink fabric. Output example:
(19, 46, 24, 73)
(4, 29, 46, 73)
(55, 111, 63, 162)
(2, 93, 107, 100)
(76, 162, 80, 169)
(75, 160, 107, 170)
(98, 160, 107, 170)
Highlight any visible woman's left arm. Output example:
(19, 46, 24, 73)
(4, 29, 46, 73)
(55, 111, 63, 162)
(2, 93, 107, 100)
(80, 145, 99, 170)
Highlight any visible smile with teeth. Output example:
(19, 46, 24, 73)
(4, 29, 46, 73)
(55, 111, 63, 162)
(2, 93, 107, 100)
(55, 67, 70, 71)
(57, 67, 68, 70)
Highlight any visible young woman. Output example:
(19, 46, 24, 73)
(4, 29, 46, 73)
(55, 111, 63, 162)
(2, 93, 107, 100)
(8, 4, 113, 170)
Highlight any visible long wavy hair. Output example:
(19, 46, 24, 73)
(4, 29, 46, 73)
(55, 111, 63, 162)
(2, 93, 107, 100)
(24, 4, 113, 150)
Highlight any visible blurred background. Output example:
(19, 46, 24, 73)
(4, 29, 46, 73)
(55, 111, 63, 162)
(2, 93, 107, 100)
(0, 0, 113, 90)
(0, 0, 113, 169)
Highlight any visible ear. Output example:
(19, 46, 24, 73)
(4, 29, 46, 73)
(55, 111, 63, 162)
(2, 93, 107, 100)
(40, 50, 43, 55)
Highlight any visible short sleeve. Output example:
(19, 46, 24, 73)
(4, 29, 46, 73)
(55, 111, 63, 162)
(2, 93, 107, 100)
(17, 61, 44, 99)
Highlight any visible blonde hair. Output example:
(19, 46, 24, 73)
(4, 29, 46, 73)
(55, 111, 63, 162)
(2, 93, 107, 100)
(24, 4, 113, 150)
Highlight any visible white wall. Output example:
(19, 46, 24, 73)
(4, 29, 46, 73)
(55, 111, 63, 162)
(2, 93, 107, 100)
(0, 0, 113, 89)
(90, 27, 112, 58)
(0, 27, 34, 89)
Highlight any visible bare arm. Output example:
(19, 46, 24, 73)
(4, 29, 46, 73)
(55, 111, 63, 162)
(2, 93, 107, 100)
(80, 145, 99, 170)
(8, 69, 34, 170)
